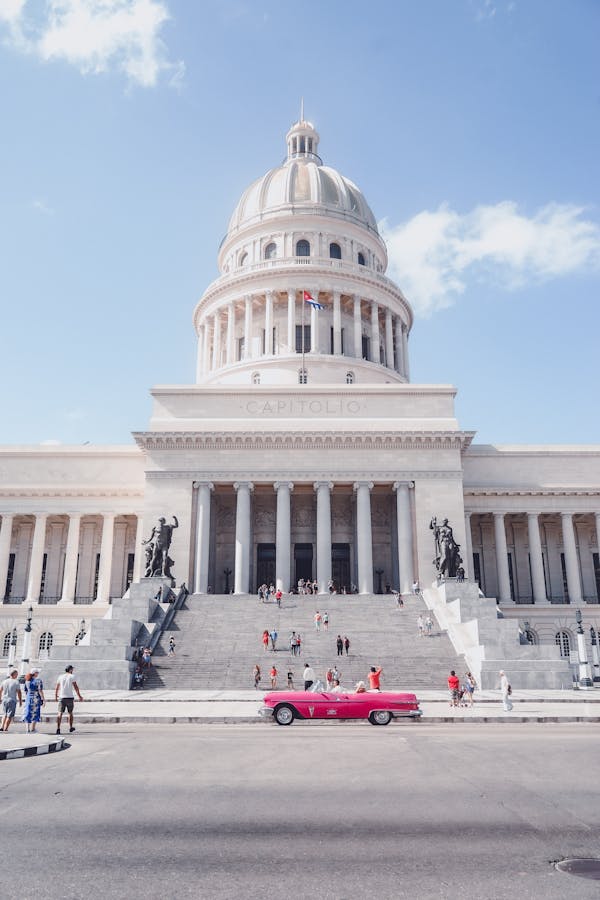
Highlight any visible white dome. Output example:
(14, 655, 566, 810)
(226, 119, 378, 236)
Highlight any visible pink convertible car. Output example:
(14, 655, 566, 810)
(259, 685, 422, 726)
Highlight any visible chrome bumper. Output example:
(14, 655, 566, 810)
(258, 707, 274, 718)
(391, 709, 423, 718)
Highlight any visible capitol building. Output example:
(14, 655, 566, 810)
(1, 116, 599, 686)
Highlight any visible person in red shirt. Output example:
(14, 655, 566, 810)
(448, 670, 460, 707)
(270, 666, 278, 689)
(368, 666, 382, 691)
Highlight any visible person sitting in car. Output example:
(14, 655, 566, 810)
(354, 680, 367, 693)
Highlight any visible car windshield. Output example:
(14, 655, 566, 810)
(308, 680, 326, 693)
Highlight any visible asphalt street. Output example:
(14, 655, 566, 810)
(1, 723, 599, 900)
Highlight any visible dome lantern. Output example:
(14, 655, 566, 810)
(286, 116, 321, 163)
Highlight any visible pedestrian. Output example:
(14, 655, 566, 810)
(22, 668, 45, 733)
(330, 679, 343, 693)
(142, 647, 152, 668)
(326, 668, 333, 691)
(336, 634, 344, 656)
(499, 670, 513, 711)
(464, 671, 477, 707)
(253, 664, 261, 689)
(0, 668, 22, 733)
(314, 610, 322, 631)
(296, 633, 302, 656)
(275, 589, 282, 607)
(447, 670, 460, 708)
(331, 665, 341, 684)
(425, 614, 433, 636)
(417, 614, 425, 637)
(412, 580, 421, 596)
(323, 611, 329, 630)
(287, 669, 294, 690)
(393, 589, 403, 608)
(368, 666, 382, 691)
(270, 665, 278, 689)
(312, 579, 318, 595)
(344, 635, 350, 656)
(327, 579, 334, 595)
(270, 628, 278, 651)
(55, 665, 84, 735)
(303, 663, 316, 691)
(168, 636, 176, 656)
(289, 631, 298, 656)
(456, 567, 465, 583)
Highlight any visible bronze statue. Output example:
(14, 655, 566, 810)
(430, 516, 462, 579)
(143, 515, 179, 578)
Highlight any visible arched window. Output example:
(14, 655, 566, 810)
(525, 629, 538, 645)
(298, 368, 308, 384)
(296, 239, 310, 257)
(252, 372, 261, 385)
(2, 632, 11, 656)
(38, 631, 53, 654)
(329, 242, 342, 260)
(357, 251, 366, 266)
(346, 371, 355, 384)
(555, 630, 571, 658)
(239, 251, 248, 267)
(264, 242, 277, 260)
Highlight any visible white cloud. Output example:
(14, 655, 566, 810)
(32, 197, 54, 214)
(0, 0, 183, 87)
(381, 202, 600, 317)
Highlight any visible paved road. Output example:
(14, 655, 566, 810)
(2, 724, 600, 900)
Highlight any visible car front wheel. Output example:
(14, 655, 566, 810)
(274, 704, 295, 725)
(369, 710, 392, 726)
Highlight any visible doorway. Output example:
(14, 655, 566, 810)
(294, 543, 313, 586)
(332, 543, 350, 593)
(256, 543, 275, 590)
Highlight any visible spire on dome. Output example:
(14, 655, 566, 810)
(286, 112, 321, 163)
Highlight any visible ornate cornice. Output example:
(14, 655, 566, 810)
(146, 470, 464, 482)
(465, 488, 600, 498)
(0, 488, 144, 499)
(134, 430, 475, 452)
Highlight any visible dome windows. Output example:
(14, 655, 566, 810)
(252, 372, 261, 385)
(346, 371, 355, 384)
(298, 368, 308, 384)
(296, 239, 310, 257)
(239, 251, 248, 267)
(264, 242, 277, 260)
(329, 242, 342, 260)
(357, 251, 366, 266)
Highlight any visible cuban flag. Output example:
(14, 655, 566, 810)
(303, 290, 324, 310)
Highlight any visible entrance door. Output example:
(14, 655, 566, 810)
(256, 543, 276, 590)
(332, 543, 350, 593)
(294, 543, 313, 586)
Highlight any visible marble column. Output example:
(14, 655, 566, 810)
(0, 514, 14, 602)
(132, 515, 144, 583)
(370, 301, 380, 363)
(393, 482, 414, 594)
(95, 514, 115, 604)
(402, 325, 410, 379)
(595, 513, 600, 582)
(561, 512, 582, 603)
(333, 291, 342, 355)
(314, 482, 333, 594)
(264, 291, 274, 355)
(226, 302, 235, 366)
(394, 316, 403, 374)
(60, 515, 81, 603)
(244, 296, 253, 359)
(493, 513, 512, 603)
(194, 482, 214, 594)
(287, 290, 295, 352)
(211, 312, 222, 370)
(234, 482, 253, 594)
(354, 482, 374, 594)
(527, 513, 548, 603)
(196, 325, 204, 382)
(384, 308, 393, 369)
(353, 295, 362, 358)
(202, 318, 211, 374)
(274, 482, 293, 592)
(464, 512, 474, 580)
(26, 514, 48, 604)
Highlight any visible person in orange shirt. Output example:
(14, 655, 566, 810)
(368, 666, 382, 691)
(270, 666, 278, 689)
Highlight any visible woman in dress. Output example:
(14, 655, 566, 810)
(22, 667, 45, 733)
(253, 664, 261, 689)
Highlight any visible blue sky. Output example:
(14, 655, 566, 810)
(1, 0, 599, 446)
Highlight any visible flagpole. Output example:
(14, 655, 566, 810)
(301, 291, 305, 381)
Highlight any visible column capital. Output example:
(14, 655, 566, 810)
(234, 481, 254, 493)
(193, 481, 214, 491)
(353, 481, 374, 492)
(493, 511, 506, 520)
(464, 510, 473, 519)
(393, 481, 414, 491)
(274, 481, 294, 493)
(313, 481, 334, 492)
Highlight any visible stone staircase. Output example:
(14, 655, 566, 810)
(144, 592, 465, 691)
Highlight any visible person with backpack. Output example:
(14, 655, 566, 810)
(336, 635, 344, 656)
(344, 635, 350, 656)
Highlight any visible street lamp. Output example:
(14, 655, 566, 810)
(19, 605, 34, 677)
(76, 619, 87, 644)
(575, 610, 593, 689)
(589, 626, 600, 685)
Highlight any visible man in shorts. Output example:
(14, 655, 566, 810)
(55, 665, 84, 735)
(0, 668, 22, 733)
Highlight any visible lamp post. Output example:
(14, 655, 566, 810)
(7, 626, 17, 671)
(575, 610, 593, 689)
(589, 627, 600, 685)
(19, 605, 33, 677)
(77, 619, 87, 644)
(223, 568, 232, 594)
(375, 568, 384, 595)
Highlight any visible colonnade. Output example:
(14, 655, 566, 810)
(196, 289, 410, 379)
(193, 480, 415, 596)
(466, 510, 600, 604)
(0, 513, 142, 605)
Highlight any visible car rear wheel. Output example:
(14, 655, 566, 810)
(369, 710, 392, 726)
(274, 704, 295, 726)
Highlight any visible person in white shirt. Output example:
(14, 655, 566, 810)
(55, 665, 84, 735)
(499, 670, 512, 711)
(303, 664, 316, 690)
(330, 680, 344, 694)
